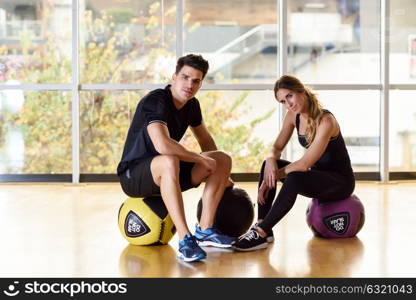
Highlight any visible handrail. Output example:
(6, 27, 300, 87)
(214, 24, 275, 54)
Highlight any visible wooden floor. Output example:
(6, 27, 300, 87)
(0, 181, 415, 278)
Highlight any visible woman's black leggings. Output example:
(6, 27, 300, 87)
(257, 159, 355, 233)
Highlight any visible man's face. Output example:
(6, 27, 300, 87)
(171, 65, 203, 104)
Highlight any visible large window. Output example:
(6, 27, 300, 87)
(80, 0, 176, 84)
(389, 1, 416, 173)
(80, 90, 144, 174)
(184, 0, 278, 84)
(0, 0, 415, 182)
(288, 0, 380, 84)
(0, 91, 72, 174)
(390, 1, 416, 84)
(0, 0, 72, 84)
(389, 90, 416, 172)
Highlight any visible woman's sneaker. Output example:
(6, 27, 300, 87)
(233, 229, 268, 251)
(177, 234, 207, 262)
(251, 223, 274, 243)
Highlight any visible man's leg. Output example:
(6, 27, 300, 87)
(194, 151, 232, 230)
(189, 150, 235, 247)
(150, 154, 190, 240)
(151, 154, 207, 262)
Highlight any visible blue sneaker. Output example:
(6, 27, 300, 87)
(177, 234, 206, 262)
(194, 225, 236, 248)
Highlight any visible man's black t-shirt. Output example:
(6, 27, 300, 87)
(117, 85, 203, 176)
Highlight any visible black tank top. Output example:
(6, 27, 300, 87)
(296, 110, 354, 177)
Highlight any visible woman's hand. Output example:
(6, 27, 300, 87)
(257, 180, 270, 205)
(264, 157, 278, 189)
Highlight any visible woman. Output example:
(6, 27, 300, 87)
(233, 75, 355, 251)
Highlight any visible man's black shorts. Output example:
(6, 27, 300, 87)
(119, 156, 201, 198)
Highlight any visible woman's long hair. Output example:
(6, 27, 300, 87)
(274, 75, 323, 146)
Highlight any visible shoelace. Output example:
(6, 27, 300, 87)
(240, 229, 259, 241)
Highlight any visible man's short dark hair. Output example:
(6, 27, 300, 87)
(175, 54, 209, 79)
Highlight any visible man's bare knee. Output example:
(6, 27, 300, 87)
(208, 151, 232, 170)
(161, 155, 180, 174)
(152, 155, 180, 181)
(219, 151, 232, 166)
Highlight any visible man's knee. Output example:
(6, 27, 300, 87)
(154, 155, 180, 177)
(208, 151, 232, 169)
(163, 154, 180, 170)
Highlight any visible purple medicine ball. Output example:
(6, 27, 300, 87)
(306, 194, 365, 238)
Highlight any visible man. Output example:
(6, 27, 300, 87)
(117, 54, 235, 262)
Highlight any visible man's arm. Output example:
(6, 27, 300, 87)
(190, 122, 217, 152)
(147, 122, 207, 163)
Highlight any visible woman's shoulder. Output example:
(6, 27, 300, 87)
(320, 111, 337, 125)
(319, 110, 340, 136)
(284, 110, 297, 127)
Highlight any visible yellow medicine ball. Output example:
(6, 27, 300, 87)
(118, 196, 176, 245)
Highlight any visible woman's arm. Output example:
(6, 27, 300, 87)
(276, 113, 336, 179)
(268, 111, 295, 160)
(263, 111, 295, 189)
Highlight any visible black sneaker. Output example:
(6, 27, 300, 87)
(251, 223, 274, 243)
(233, 229, 268, 252)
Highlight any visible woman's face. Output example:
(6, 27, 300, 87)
(275, 88, 308, 114)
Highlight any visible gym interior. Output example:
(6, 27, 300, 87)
(1, 0, 416, 278)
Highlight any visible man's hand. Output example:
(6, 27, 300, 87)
(200, 156, 217, 174)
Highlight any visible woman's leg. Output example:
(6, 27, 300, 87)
(257, 170, 354, 233)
